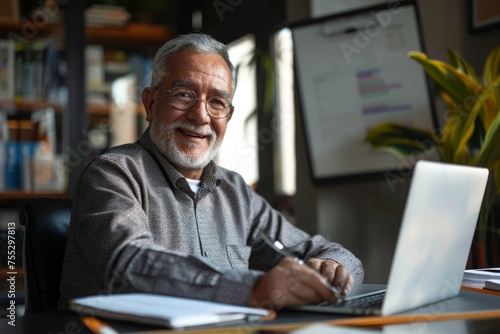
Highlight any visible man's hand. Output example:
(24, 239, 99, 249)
(248, 257, 352, 310)
(305, 258, 353, 296)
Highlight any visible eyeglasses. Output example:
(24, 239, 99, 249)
(161, 87, 233, 119)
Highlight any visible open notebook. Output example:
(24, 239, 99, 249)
(293, 160, 489, 316)
(70, 293, 272, 329)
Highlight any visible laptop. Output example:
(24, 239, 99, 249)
(293, 160, 489, 316)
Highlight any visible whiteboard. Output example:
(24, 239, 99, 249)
(291, 2, 436, 182)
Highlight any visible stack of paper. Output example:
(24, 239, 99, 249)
(462, 268, 500, 289)
(484, 279, 500, 292)
(70, 293, 271, 329)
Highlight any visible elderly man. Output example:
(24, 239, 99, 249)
(59, 33, 364, 310)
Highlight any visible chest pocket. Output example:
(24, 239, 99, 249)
(225, 245, 252, 269)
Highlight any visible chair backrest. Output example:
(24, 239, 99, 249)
(18, 198, 72, 314)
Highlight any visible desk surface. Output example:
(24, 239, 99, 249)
(3, 311, 500, 334)
(1, 288, 500, 334)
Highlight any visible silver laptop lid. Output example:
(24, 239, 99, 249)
(382, 160, 489, 315)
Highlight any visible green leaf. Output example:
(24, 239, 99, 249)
(483, 45, 500, 84)
(494, 163, 500, 196)
(365, 123, 437, 157)
(480, 78, 500, 128)
(483, 46, 500, 123)
(454, 78, 499, 162)
(472, 109, 500, 168)
(409, 51, 500, 166)
(447, 49, 478, 79)
(370, 139, 432, 157)
(408, 51, 482, 106)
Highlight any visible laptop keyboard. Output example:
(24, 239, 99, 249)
(321, 290, 386, 315)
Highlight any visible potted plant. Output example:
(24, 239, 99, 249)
(365, 46, 500, 268)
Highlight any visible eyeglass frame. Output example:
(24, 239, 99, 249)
(156, 87, 234, 119)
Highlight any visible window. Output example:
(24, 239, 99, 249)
(215, 35, 259, 186)
(274, 28, 296, 195)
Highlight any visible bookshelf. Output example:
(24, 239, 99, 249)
(0, 16, 172, 200)
(0, 7, 172, 308)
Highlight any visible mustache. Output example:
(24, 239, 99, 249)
(168, 121, 216, 139)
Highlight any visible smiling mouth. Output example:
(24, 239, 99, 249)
(178, 128, 209, 139)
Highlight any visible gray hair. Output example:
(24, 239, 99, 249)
(150, 33, 237, 93)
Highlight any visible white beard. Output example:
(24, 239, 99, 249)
(150, 120, 221, 170)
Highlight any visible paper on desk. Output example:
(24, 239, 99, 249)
(484, 279, 500, 291)
(462, 268, 500, 288)
(70, 293, 270, 328)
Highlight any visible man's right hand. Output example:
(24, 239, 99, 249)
(248, 257, 339, 310)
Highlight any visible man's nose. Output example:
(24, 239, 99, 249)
(187, 98, 211, 123)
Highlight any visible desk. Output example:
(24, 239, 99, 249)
(1, 288, 500, 334)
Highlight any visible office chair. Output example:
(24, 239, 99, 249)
(18, 197, 72, 314)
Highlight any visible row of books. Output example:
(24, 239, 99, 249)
(0, 40, 153, 192)
(86, 45, 153, 105)
(0, 108, 65, 192)
(0, 38, 64, 103)
(0, 38, 153, 106)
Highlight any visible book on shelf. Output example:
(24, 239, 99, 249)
(86, 45, 105, 91)
(43, 39, 63, 104)
(0, 39, 15, 100)
(30, 107, 66, 192)
(85, 4, 131, 27)
(30, 42, 45, 102)
(110, 73, 137, 147)
(0, 111, 6, 190)
(19, 43, 34, 101)
(129, 53, 153, 103)
(70, 293, 273, 329)
(3, 118, 39, 191)
(462, 268, 500, 289)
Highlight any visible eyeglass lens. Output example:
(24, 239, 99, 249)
(168, 88, 231, 118)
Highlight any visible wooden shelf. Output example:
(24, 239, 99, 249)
(0, 20, 171, 49)
(0, 100, 145, 115)
(0, 191, 67, 208)
(86, 23, 172, 49)
(0, 191, 67, 201)
(0, 19, 61, 39)
(88, 104, 111, 116)
(0, 100, 64, 113)
(88, 103, 146, 116)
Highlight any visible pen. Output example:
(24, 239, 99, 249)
(260, 232, 345, 305)
(81, 316, 119, 334)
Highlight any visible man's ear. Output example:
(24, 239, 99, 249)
(226, 107, 234, 122)
(142, 87, 155, 123)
